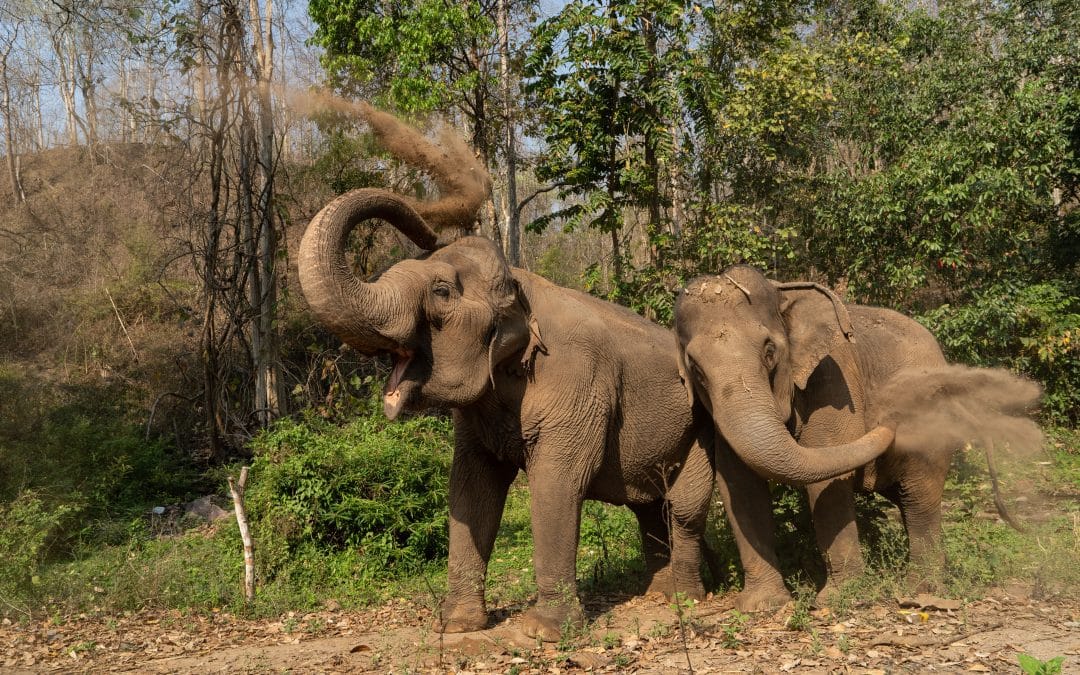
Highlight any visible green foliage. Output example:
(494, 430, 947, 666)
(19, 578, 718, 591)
(578, 501, 643, 593)
(920, 280, 1080, 423)
(303, 131, 386, 196)
(524, 0, 693, 248)
(721, 609, 749, 647)
(0, 493, 71, 610)
(246, 414, 453, 583)
(0, 368, 200, 551)
(308, 0, 496, 116)
(801, 0, 1079, 307)
(1018, 653, 1066, 675)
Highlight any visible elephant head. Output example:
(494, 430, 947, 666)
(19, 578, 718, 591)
(298, 188, 531, 419)
(674, 266, 894, 485)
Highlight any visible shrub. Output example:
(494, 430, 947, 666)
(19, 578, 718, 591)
(0, 368, 200, 552)
(0, 492, 71, 610)
(247, 412, 453, 583)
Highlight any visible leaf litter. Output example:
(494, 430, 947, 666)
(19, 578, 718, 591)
(2, 586, 1077, 673)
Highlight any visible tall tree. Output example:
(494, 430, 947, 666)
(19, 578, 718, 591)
(524, 0, 694, 288)
(307, 0, 498, 157)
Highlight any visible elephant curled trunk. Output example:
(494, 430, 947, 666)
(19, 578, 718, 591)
(298, 188, 438, 354)
(714, 388, 894, 486)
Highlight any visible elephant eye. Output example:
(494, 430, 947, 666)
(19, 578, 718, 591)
(432, 283, 452, 299)
(763, 340, 777, 370)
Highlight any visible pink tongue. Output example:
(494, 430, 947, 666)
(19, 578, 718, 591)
(383, 355, 411, 420)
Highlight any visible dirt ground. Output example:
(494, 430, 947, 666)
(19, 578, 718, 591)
(3, 581, 1077, 674)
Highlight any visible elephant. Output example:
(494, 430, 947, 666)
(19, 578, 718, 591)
(296, 183, 900, 638)
(299, 187, 720, 640)
(673, 265, 1041, 609)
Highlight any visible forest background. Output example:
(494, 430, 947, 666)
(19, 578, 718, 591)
(0, 0, 1076, 619)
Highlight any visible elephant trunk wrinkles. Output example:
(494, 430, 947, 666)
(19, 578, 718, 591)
(715, 384, 894, 486)
(299, 189, 437, 353)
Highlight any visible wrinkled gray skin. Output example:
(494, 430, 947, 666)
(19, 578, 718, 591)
(675, 266, 946, 610)
(299, 189, 725, 641)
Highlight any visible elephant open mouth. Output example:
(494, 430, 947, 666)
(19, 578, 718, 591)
(383, 349, 417, 420)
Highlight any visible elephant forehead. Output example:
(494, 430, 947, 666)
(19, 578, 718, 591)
(682, 278, 725, 297)
(432, 243, 512, 289)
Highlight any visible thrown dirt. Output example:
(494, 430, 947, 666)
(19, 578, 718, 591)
(870, 364, 1044, 461)
(5, 585, 1077, 673)
(287, 90, 491, 237)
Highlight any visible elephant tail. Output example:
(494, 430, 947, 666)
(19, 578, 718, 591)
(985, 440, 1025, 532)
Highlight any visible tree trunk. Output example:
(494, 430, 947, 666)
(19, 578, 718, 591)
(248, 0, 283, 425)
(497, 0, 520, 266)
(0, 48, 23, 203)
(642, 11, 663, 268)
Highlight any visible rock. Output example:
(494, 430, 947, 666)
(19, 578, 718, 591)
(184, 496, 229, 522)
(566, 651, 610, 670)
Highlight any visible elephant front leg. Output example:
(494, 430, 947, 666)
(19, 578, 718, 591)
(521, 462, 587, 642)
(715, 440, 792, 611)
(438, 447, 517, 634)
(806, 476, 864, 606)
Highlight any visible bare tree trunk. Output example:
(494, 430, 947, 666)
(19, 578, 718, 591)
(642, 11, 662, 268)
(33, 80, 44, 151)
(497, 0, 520, 266)
(52, 32, 82, 146)
(248, 0, 283, 425)
(0, 32, 24, 204)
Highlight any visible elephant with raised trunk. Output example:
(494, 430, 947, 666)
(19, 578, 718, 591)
(674, 266, 1041, 609)
(299, 189, 722, 640)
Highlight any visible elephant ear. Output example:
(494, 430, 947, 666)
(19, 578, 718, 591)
(486, 280, 536, 383)
(777, 282, 855, 391)
(676, 346, 695, 407)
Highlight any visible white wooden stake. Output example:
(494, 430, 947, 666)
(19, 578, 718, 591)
(228, 466, 255, 603)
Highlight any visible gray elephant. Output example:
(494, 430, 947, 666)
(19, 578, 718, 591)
(674, 266, 1041, 609)
(300, 187, 724, 640)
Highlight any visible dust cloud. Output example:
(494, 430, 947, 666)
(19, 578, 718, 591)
(286, 89, 491, 237)
(867, 364, 1044, 459)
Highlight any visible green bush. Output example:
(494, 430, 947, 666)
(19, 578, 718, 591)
(247, 413, 453, 583)
(919, 280, 1080, 424)
(0, 493, 71, 610)
(0, 368, 200, 551)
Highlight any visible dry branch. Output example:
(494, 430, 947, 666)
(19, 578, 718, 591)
(227, 466, 255, 603)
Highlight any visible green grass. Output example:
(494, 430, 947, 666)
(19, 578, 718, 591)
(2, 414, 1076, 620)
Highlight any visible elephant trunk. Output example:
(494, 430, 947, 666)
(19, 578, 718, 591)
(298, 189, 438, 354)
(713, 382, 894, 486)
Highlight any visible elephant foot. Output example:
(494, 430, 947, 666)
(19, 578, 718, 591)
(644, 566, 706, 602)
(815, 568, 864, 608)
(814, 580, 848, 608)
(644, 566, 673, 597)
(520, 599, 585, 642)
(903, 566, 944, 595)
(434, 597, 488, 634)
(735, 581, 791, 613)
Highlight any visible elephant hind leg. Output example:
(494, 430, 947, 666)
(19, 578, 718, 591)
(806, 476, 865, 606)
(632, 445, 712, 602)
(896, 472, 946, 593)
(632, 501, 673, 596)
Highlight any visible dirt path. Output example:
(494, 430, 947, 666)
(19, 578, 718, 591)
(4, 583, 1077, 673)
